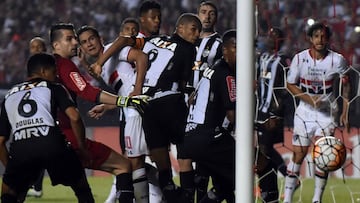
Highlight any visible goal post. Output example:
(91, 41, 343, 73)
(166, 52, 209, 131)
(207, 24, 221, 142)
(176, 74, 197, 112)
(236, 0, 255, 202)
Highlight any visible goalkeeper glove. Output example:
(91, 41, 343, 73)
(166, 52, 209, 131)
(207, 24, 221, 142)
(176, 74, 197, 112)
(116, 95, 149, 115)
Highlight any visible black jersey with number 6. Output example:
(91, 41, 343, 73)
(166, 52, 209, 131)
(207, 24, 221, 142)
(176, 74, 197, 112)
(0, 78, 75, 146)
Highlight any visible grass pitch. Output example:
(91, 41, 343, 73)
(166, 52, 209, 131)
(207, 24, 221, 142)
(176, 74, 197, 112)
(19, 176, 360, 202)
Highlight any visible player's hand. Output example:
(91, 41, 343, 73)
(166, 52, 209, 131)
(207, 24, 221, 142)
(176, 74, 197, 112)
(89, 62, 102, 78)
(116, 95, 149, 115)
(88, 104, 106, 119)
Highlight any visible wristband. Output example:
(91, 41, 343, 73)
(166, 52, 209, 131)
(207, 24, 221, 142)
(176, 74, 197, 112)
(116, 96, 128, 107)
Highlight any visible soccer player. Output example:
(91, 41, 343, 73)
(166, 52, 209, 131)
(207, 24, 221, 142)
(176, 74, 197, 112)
(29, 37, 47, 56)
(50, 22, 147, 203)
(0, 53, 94, 203)
(254, 27, 293, 202)
(179, 2, 224, 202)
(283, 22, 350, 203)
(138, 0, 161, 37)
(77, 19, 149, 203)
(89, 13, 202, 203)
(190, 0, 223, 87)
(177, 29, 236, 203)
(26, 36, 48, 198)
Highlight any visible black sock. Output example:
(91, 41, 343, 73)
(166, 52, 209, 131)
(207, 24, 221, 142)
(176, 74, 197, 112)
(116, 173, 134, 203)
(180, 171, 195, 203)
(158, 169, 174, 190)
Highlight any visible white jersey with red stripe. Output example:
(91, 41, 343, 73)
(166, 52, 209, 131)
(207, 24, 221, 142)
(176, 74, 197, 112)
(101, 44, 135, 96)
(287, 49, 347, 102)
(287, 49, 348, 145)
(101, 44, 149, 157)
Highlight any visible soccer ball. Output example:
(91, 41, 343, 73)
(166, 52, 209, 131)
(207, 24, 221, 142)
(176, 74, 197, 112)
(312, 136, 346, 172)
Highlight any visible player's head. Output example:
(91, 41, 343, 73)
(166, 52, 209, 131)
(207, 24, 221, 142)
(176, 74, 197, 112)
(222, 29, 236, 68)
(175, 13, 202, 44)
(139, 0, 161, 36)
(27, 53, 57, 81)
(197, 1, 217, 33)
(29, 37, 47, 55)
(266, 27, 285, 51)
(120, 17, 140, 37)
(306, 22, 332, 51)
(50, 23, 78, 58)
(77, 25, 103, 58)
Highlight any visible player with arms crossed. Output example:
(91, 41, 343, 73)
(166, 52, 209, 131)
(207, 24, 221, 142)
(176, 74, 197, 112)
(89, 13, 202, 203)
(50, 23, 148, 202)
(77, 19, 150, 203)
(283, 22, 350, 203)
(0, 53, 94, 203)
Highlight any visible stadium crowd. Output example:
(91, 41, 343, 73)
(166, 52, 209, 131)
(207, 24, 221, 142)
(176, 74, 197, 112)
(256, 0, 360, 68)
(0, 0, 235, 87)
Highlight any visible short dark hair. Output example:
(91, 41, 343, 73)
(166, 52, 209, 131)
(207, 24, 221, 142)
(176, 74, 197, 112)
(50, 23, 75, 44)
(27, 53, 56, 77)
(269, 27, 285, 47)
(120, 17, 140, 33)
(175, 13, 202, 30)
(139, 0, 161, 16)
(222, 29, 236, 45)
(306, 22, 332, 38)
(198, 1, 218, 18)
(76, 25, 100, 39)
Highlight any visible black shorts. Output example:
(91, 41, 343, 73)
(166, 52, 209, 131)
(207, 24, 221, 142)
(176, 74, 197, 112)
(142, 94, 187, 150)
(177, 128, 235, 188)
(3, 135, 85, 194)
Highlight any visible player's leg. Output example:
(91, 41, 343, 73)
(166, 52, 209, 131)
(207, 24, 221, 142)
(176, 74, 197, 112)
(27, 169, 45, 198)
(142, 95, 186, 202)
(255, 145, 279, 202)
(178, 158, 195, 203)
(123, 111, 150, 203)
(283, 144, 308, 203)
(1, 182, 18, 203)
(194, 163, 210, 202)
(93, 146, 134, 203)
(311, 125, 334, 203)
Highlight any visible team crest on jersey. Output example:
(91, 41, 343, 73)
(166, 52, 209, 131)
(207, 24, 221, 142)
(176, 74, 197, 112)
(202, 48, 210, 57)
(69, 72, 86, 91)
(226, 76, 236, 102)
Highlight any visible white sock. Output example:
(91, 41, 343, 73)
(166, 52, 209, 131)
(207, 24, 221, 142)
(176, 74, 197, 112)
(312, 168, 328, 203)
(133, 168, 149, 203)
(104, 176, 117, 203)
(283, 161, 301, 203)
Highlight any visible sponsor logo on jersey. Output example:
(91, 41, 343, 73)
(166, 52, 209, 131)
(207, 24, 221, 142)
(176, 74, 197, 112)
(69, 72, 86, 91)
(226, 76, 236, 102)
(14, 126, 50, 141)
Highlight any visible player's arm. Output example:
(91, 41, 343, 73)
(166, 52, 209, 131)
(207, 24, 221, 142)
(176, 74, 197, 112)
(88, 104, 116, 120)
(127, 48, 148, 96)
(65, 106, 87, 149)
(340, 73, 351, 132)
(91, 37, 145, 77)
(286, 82, 317, 107)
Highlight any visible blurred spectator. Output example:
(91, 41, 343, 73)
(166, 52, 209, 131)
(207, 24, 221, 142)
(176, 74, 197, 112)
(0, 0, 236, 86)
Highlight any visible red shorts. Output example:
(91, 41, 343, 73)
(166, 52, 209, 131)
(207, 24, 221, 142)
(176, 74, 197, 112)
(62, 128, 112, 169)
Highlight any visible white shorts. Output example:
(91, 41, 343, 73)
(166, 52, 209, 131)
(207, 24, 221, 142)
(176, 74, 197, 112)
(292, 102, 336, 146)
(123, 107, 149, 157)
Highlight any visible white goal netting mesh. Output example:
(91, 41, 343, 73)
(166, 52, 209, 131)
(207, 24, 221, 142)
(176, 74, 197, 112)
(254, 0, 360, 202)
